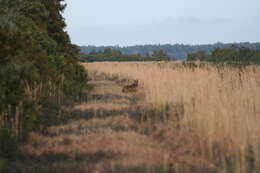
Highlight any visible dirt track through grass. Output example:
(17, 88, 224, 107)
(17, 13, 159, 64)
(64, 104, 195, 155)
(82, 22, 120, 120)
(11, 75, 175, 173)
(9, 68, 222, 173)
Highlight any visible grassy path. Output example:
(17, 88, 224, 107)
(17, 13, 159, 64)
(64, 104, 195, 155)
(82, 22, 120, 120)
(12, 76, 171, 173)
(8, 71, 221, 173)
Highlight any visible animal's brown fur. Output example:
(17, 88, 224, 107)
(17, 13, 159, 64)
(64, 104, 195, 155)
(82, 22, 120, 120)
(122, 80, 139, 93)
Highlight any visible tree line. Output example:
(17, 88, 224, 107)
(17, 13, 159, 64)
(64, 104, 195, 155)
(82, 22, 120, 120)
(79, 48, 172, 62)
(80, 42, 260, 60)
(0, 0, 87, 162)
(187, 46, 260, 64)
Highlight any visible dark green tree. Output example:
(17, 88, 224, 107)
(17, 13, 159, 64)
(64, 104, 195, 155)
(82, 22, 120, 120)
(0, 0, 88, 159)
(152, 50, 170, 60)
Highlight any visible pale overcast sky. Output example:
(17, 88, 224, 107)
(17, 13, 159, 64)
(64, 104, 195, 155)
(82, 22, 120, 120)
(63, 0, 260, 46)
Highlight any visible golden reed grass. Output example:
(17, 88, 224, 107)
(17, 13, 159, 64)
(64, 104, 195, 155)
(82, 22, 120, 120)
(83, 61, 260, 173)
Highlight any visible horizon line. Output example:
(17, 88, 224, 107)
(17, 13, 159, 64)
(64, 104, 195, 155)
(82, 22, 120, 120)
(78, 41, 260, 47)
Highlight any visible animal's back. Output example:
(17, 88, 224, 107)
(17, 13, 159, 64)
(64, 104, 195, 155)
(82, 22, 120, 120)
(122, 80, 139, 93)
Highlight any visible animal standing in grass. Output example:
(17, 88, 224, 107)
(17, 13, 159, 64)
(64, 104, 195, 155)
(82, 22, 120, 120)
(122, 80, 139, 93)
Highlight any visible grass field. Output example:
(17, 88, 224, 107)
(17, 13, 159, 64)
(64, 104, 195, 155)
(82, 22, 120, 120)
(83, 61, 260, 173)
(8, 61, 260, 173)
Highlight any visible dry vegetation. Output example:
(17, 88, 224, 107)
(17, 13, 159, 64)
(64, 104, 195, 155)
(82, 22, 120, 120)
(83, 61, 260, 173)
(8, 61, 260, 173)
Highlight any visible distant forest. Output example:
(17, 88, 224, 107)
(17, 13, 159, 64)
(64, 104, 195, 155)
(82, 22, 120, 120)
(79, 49, 171, 62)
(80, 42, 260, 60)
(187, 46, 260, 64)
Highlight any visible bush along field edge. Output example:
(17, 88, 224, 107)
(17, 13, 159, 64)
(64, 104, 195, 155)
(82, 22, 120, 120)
(0, 0, 88, 168)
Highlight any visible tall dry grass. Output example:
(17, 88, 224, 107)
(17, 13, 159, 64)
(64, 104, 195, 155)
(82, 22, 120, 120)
(83, 61, 260, 173)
